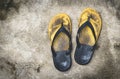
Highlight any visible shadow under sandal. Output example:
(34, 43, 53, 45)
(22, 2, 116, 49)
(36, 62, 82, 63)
(48, 13, 72, 71)
(75, 8, 102, 65)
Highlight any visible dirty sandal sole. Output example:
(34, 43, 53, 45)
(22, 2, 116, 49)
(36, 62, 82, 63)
(48, 13, 72, 71)
(74, 8, 102, 65)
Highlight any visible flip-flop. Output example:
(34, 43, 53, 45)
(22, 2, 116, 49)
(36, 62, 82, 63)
(74, 8, 102, 65)
(48, 13, 72, 71)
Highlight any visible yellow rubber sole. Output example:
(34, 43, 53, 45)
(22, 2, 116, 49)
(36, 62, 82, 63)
(48, 13, 72, 44)
(78, 8, 102, 46)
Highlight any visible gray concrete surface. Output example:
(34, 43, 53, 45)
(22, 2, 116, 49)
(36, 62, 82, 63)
(0, 0, 120, 79)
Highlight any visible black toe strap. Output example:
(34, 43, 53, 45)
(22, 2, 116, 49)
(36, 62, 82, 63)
(51, 23, 72, 56)
(76, 20, 96, 47)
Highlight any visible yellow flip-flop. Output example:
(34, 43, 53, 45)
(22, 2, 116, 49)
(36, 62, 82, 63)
(48, 13, 72, 71)
(74, 8, 102, 65)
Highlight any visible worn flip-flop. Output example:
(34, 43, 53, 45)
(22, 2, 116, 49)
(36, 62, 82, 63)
(48, 13, 72, 71)
(75, 8, 102, 65)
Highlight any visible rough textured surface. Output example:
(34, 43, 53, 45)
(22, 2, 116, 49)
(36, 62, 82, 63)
(0, 0, 120, 79)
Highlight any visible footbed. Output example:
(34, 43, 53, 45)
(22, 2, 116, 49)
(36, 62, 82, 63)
(78, 8, 102, 46)
(53, 32, 69, 51)
(48, 13, 72, 52)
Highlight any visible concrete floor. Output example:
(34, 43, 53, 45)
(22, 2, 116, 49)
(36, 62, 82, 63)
(0, 0, 120, 79)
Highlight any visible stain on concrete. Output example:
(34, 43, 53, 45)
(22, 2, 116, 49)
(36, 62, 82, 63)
(116, 6, 120, 19)
(0, 58, 16, 79)
(106, 0, 120, 20)
(114, 43, 120, 50)
(0, 0, 20, 20)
